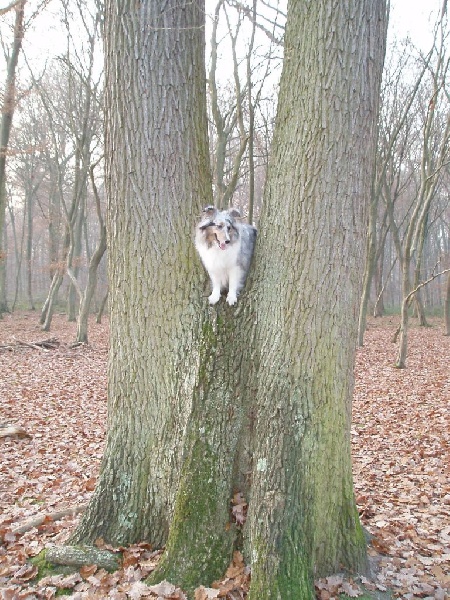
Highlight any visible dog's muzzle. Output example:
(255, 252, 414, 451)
(215, 234, 230, 250)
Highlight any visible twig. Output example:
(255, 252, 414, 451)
(0, 424, 31, 439)
(404, 266, 450, 306)
(11, 504, 87, 535)
(11, 336, 60, 350)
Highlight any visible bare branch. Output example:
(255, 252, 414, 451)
(0, 0, 22, 16)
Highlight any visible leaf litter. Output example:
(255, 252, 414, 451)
(0, 312, 449, 598)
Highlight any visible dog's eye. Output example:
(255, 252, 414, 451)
(227, 225, 231, 231)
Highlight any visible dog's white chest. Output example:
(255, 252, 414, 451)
(198, 242, 240, 275)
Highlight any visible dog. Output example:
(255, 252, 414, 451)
(195, 205, 257, 306)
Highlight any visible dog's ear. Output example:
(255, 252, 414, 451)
(228, 207, 241, 219)
(202, 205, 217, 218)
(199, 206, 217, 230)
(199, 220, 214, 230)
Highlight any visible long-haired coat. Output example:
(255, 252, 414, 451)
(195, 206, 257, 306)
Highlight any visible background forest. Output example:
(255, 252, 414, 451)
(0, 0, 449, 344)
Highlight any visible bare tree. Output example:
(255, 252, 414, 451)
(208, 0, 282, 217)
(358, 40, 432, 345)
(395, 25, 450, 367)
(72, 159, 106, 343)
(0, 0, 26, 315)
(36, 0, 103, 332)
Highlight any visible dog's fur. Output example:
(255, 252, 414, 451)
(195, 205, 257, 306)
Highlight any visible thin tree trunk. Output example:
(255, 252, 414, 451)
(75, 163, 106, 343)
(40, 271, 64, 331)
(413, 217, 430, 326)
(26, 185, 35, 310)
(0, 0, 26, 315)
(444, 270, 450, 335)
(8, 199, 23, 311)
(373, 242, 386, 317)
(358, 187, 378, 344)
(96, 289, 108, 323)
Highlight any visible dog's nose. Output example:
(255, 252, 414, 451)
(225, 239, 230, 244)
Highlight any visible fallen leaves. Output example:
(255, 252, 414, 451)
(315, 574, 362, 599)
(353, 317, 450, 599)
(0, 312, 449, 598)
(230, 492, 247, 527)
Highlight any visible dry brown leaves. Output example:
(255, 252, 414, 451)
(0, 312, 449, 599)
(353, 317, 450, 599)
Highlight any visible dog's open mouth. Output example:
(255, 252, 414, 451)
(215, 235, 228, 250)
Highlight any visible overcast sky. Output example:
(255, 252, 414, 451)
(0, 0, 446, 83)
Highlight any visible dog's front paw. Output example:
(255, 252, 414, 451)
(208, 290, 221, 305)
(226, 293, 238, 306)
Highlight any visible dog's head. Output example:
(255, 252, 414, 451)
(198, 206, 241, 250)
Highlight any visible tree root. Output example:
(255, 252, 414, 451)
(45, 545, 121, 571)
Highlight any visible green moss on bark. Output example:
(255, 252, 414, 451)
(248, 536, 314, 600)
(147, 438, 236, 595)
(30, 549, 74, 580)
(147, 308, 241, 595)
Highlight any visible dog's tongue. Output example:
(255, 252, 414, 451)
(219, 242, 227, 250)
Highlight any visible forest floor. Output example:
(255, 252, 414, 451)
(0, 311, 449, 600)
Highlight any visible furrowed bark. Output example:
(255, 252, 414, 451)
(70, 0, 212, 548)
(245, 1, 388, 597)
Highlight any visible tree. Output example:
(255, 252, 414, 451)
(242, 1, 388, 596)
(445, 269, 450, 334)
(58, 1, 388, 598)
(357, 40, 431, 344)
(37, 0, 104, 332)
(394, 25, 450, 367)
(70, 0, 212, 550)
(72, 158, 106, 343)
(0, 0, 26, 315)
(207, 0, 281, 215)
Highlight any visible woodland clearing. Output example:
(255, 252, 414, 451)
(0, 312, 449, 599)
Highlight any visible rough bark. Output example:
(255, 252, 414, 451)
(245, 1, 388, 597)
(70, 0, 212, 548)
(67, 1, 388, 597)
(45, 546, 120, 571)
(148, 306, 249, 592)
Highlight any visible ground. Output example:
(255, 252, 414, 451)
(0, 312, 449, 599)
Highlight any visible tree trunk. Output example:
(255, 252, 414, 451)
(373, 242, 386, 317)
(75, 165, 107, 343)
(26, 185, 35, 310)
(66, 1, 388, 598)
(445, 270, 450, 335)
(96, 289, 108, 323)
(149, 305, 250, 592)
(0, 0, 26, 315)
(245, 1, 388, 597)
(8, 199, 23, 311)
(358, 187, 378, 344)
(412, 214, 429, 326)
(75, 239, 106, 343)
(70, 0, 212, 549)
